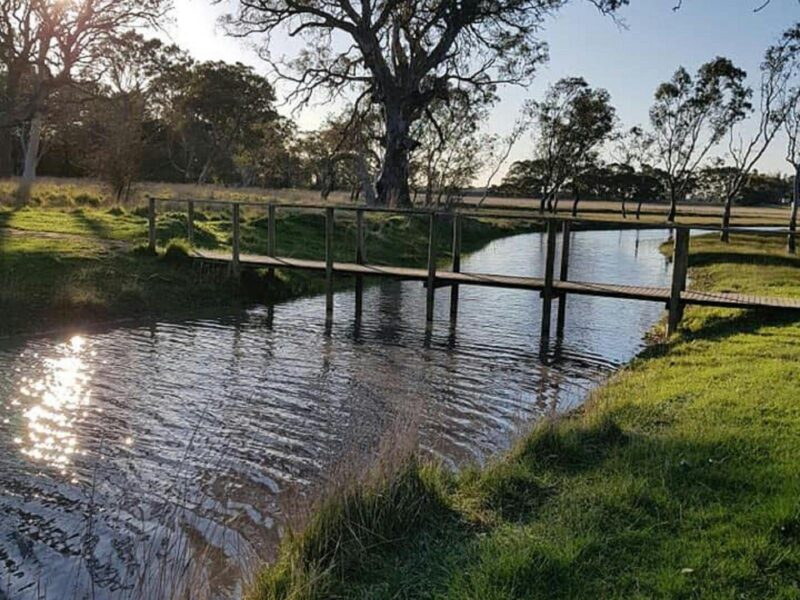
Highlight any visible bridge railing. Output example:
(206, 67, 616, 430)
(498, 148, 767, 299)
(144, 196, 797, 343)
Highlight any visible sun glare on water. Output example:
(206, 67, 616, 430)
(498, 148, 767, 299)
(15, 335, 93, 474)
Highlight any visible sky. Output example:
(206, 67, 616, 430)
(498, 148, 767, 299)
(161, 0, 800, 179)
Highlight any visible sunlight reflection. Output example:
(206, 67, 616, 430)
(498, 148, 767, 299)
(17, 335, 92, 474)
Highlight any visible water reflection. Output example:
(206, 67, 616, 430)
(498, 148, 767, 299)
(16, 336, 92, 474)
(0, 228, 672, 599)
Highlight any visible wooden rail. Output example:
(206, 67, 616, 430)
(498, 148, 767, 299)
(145, 197, 800, 351)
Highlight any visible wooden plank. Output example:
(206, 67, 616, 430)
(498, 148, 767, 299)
(325, 207, 334, 320)
(556, 221, 571, 338)
(450, 214, 462, 325)
(192, 250, 800, 312)
(148, 196, 156, 252)
(540, 219, 558, 345)
(426, 212, 437, 324)
(668, 228, 690, 335)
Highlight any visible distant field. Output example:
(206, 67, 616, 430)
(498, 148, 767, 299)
(0, 177, 793, 228)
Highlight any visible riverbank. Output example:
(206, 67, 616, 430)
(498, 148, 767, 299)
(0, 204, 528, 337)
(249, 233, 800, 599)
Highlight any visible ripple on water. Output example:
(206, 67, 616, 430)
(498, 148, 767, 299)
(0, 228, 672, 599)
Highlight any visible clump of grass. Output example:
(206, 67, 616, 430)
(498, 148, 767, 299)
(247, 233, 800, 599)
(162, 239, 192, 263)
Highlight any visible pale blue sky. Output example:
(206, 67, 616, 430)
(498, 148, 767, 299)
(163, 0, 799, 178)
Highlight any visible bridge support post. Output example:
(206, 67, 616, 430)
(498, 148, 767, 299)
(325, 207, 334, 321)
(667, 227, 690, 336)
(267, 203, 276, 280)
(231, 203, 241, 278)
(540, 219, 558, 350)
(556, 220, 571, 339)
(148, 196, 156, 252)
(426, 211, 437, 326)
(355, 208, 365, 319)
(187, 200, 195, 247)
(450, 213, 462, 325)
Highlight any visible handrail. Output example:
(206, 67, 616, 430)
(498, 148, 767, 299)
(145, 195, 793, 235)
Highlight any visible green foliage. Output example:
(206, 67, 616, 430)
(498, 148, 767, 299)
(249, 233, 800, 599)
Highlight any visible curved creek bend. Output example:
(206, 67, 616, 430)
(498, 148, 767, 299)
(1, 228, 673, 599)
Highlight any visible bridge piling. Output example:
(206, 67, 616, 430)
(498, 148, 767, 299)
(450, 214, 462, 325)
(426, 212, 437, 325)
(325, 207, 334, 321)
(187, 200, 195, 247)
(556, 220, 572, 339)
(267, 203, 276, 280)
(540, 219, 558, 349)
(667, 227, 690, 335)
(231, 203, 241, 278)
(147, 196, 156, 252)
(355, 208, 365, 319)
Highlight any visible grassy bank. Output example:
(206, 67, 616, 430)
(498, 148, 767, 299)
(250, 233, 800, 599)
(0, 203, 525, 336)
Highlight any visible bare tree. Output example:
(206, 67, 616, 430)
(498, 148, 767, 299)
(717, 24, 800, 241)
(649, 57, 751, 222)
(225, 0, 628, 206)
(0, 0, 168, 201)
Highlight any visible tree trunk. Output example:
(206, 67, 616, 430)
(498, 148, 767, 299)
(720, 196, 732, 243)
(16, 112, 44, 203)
(788, 167, 799, 254)
(667, 191, 677, 223)
(0, 126, 13, 177)
(636, 200, 644, 220)
(621, 199, 627, 219)
(355, 152, 376, 206)
(376, 109, 412, 207)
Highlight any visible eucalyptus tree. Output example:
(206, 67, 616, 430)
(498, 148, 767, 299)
(522, 76, 616, 212)
(0, 0, 169, 200)
(226, 0, 628, 206)
(649, 57, 751, 222)
(716, 24, 800, 241)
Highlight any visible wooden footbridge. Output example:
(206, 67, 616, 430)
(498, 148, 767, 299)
(146, 198, 800, 346)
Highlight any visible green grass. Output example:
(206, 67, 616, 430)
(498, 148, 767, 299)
(0, 204, 525, 336)
(248, 233, 800, 600)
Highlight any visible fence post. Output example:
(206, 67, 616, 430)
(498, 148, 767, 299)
(556, 220, 571, 338)
(187, 200, 195, 247)
(355, 208, 365, 318)
(147, 196, 156, 252)
(667, 227, 690, 335)
(325, 207, 334, 321)
(231, 203, 241, 277)
(450, 213, 462, 325)
(540, 218, 558, 347)
(426, 211, 437, 325)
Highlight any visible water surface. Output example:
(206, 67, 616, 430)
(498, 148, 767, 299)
(0, 228, 671, 599)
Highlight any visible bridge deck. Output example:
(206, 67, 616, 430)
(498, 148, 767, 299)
(194, 250, 800, 312)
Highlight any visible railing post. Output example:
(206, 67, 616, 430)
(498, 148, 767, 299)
(450, 213, 462, 325)
(267, 202, 277, 279)
(231, 203, 241, 277)
(355, 208, 365, 318)
(667, 227, 690, 336)
(325, 207, 334, 321)
(556, 220, 571, 338)
(187, 200, 195, 247)
(540, 218, 558, 348)
(147, 196, 156, 252)
(426, 211, 437, 325)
